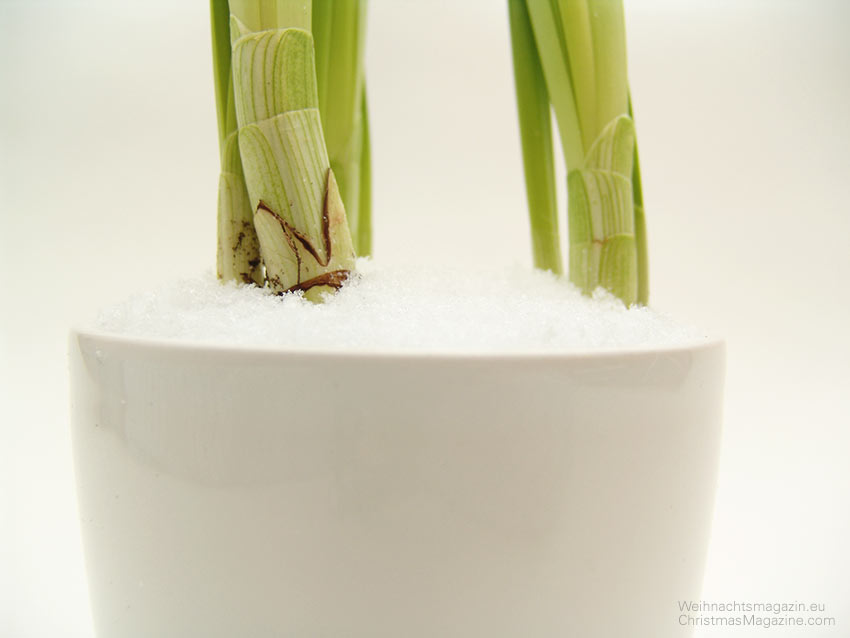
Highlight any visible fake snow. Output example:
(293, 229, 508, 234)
(94, 259, 706, 353)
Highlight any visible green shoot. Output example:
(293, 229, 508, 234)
(507, 0, 563, 274)
(509, 0, 648, 305)
(313, 0, 371, 255)
(211, 0, 262, 285)
(357, 88, 373, 255)
(224, 0, 356, 300)
(629, 93, 648, 304)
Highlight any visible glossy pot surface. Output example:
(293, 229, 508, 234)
(70, 331, 725, 638)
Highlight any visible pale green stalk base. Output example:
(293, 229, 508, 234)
(211, 0, 262, 285)
(568, 115, 638, 303)
(217, 133, 262, 284)
(230, 12, 356, 295)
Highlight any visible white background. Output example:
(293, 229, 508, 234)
(1, 0, 849, 636)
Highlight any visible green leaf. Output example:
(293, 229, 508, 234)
(628, 93, 649, 304)
(508, 0, 563, 274)
(525, 0, 584, 170)
(557, 0, 596, 154)
(313, 0, 368, 251)
(357, 86, 373, 257)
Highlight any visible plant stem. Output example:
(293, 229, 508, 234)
(507, 0, 562, 274)
(568, 115, 637, 303)
(211, 0, 262, 285)
(357, 87, 373, 256)
(525, 0, 584, 171)
(513, 0, 646, 305)
(229, 0, 356, 299)
(211, 0, 234, 154)
(589, 0, 628, 136)
(559, 0, 596, 154)
(313, 0, 369, 254)
(227, 0, 311, 32)
(629, 93, 648, 304)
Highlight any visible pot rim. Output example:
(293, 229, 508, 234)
(70, 326, 725, 364)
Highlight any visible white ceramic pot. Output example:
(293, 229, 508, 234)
(69, 330, 724, 638)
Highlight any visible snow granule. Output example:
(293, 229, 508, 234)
(93, 259, 706, 353)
